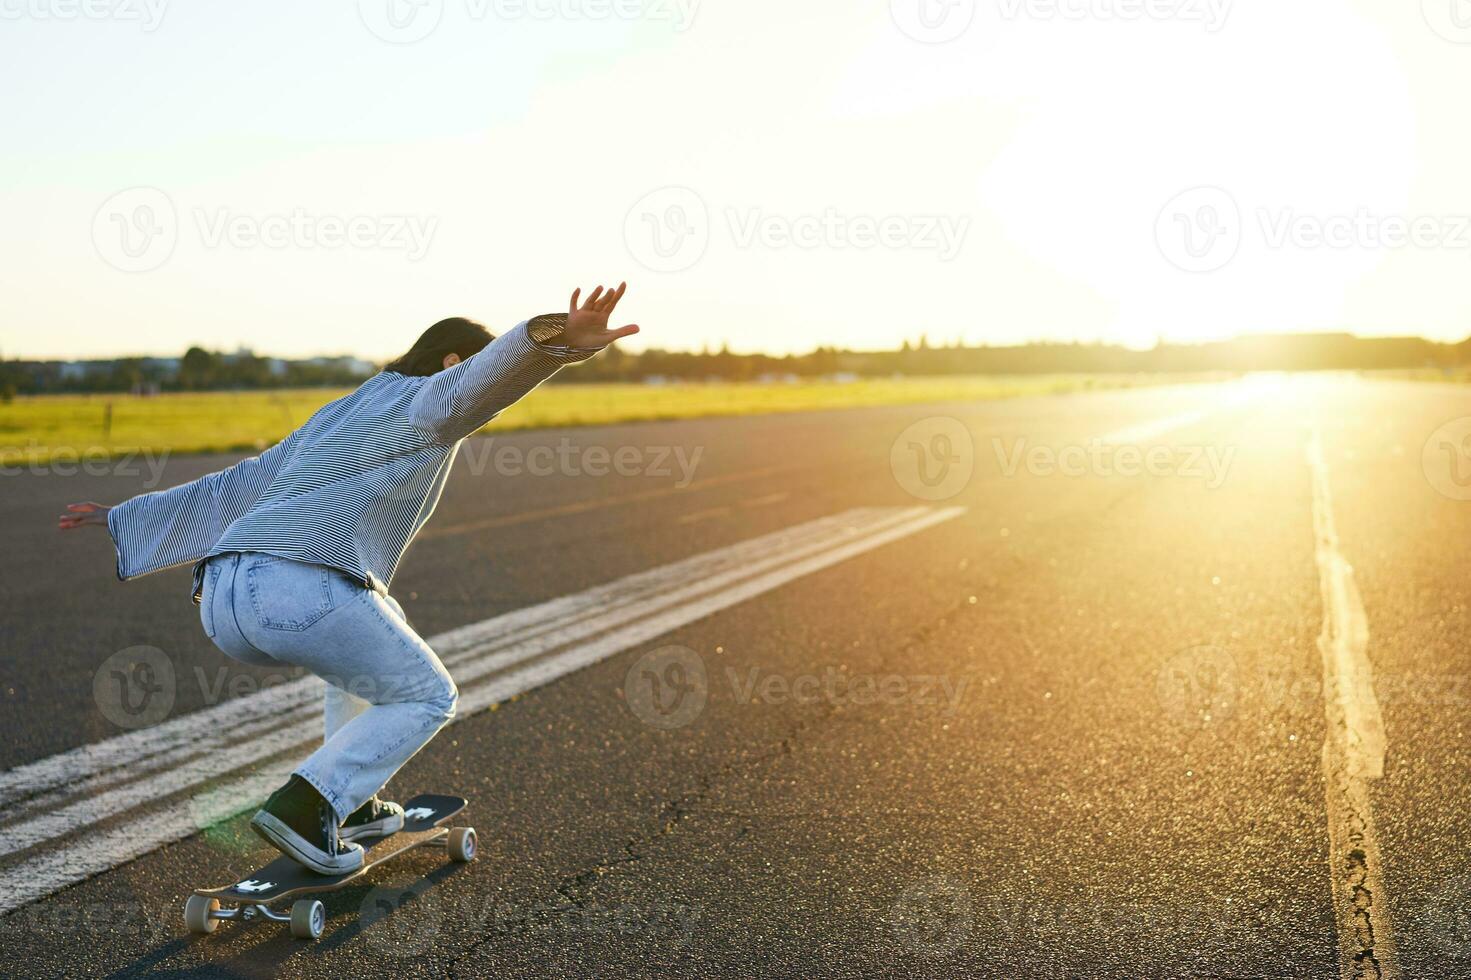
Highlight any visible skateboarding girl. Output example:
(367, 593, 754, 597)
(59, 284, 639, 874)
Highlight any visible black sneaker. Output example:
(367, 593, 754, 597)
(250, 775, 364, 876)
(339, 796, 406, 843)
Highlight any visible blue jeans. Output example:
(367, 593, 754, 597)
(199, 551, 458, 822)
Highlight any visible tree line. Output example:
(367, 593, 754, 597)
(3, 332, 1468, 397)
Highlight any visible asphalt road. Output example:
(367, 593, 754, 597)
(0, 375, 1468, 979)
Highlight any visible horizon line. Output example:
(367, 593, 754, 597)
(7, 328, 1469, 366)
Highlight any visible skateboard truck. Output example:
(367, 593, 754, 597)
(185, 896, 330, 940)
(185, 794, 475, 941)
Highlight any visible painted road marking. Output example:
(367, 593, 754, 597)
(0, 508, 922, 848)
(1307, 426, 1399, 980)
(1098, 380, 1262, 446)
(0, 505, 963, 913)
(419, 462, 807, 540)
(677, 506, 733, 525)
(0, 506, 876, 810)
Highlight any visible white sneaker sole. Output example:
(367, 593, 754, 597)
(250, 811, 364, 875)
(339, 805, 406, 843)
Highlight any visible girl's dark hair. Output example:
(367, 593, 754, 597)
(384, 317, 493, 376)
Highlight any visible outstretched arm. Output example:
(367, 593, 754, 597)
(410, 282, 640, 444)
(60, 426, 306, 580)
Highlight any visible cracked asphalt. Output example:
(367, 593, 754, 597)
(2, 376, 1469, 978)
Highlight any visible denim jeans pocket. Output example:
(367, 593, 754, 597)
(246, 557, 337, 631)
(200, 563, 222, 638)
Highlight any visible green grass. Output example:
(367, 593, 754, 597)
(0, 374, 1217, 465)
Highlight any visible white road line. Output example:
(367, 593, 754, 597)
(1097, 380, 1262, 446)
(676, 506, 732, 525)
(1307, 426, 1399, 980)
(0, 508, 931, 857)
(0, 508, 916, 840)
(0, 505, 964, 913)
(0, 508, 883, 809)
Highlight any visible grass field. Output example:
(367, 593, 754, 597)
(1, 374, 1222, 466)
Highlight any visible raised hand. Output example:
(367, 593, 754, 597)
(58, 501, 111, 531)
(564, 282, 640, 349)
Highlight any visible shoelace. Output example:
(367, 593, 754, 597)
(319, 804, 339, 857)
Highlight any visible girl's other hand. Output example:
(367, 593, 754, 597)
(58, 502, 111, 530)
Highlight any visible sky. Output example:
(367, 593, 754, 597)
(2, 0, 1470, 360)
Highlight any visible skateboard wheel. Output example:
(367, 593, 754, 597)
(290, 899, 326, 940)
(184, 895, 220, 935)
(448, 826, 477, 863)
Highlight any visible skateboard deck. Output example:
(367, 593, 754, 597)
(186, 793, 474, 939)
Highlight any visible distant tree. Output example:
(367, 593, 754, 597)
(178, 347, 217, 389)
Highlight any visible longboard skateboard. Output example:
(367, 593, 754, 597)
(186, 793, 475, 940)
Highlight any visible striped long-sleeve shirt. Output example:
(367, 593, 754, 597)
(106, 317, 598, 600)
